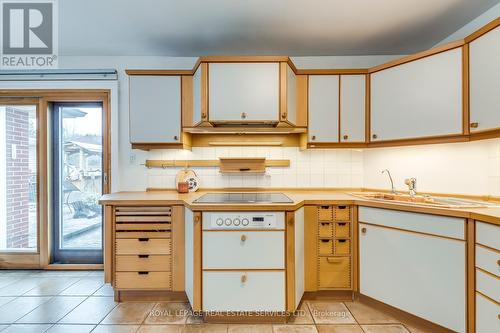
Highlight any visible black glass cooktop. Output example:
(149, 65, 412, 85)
(193, 192, 293, 204)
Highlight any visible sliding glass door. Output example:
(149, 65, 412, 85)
(0, 103, 38, 252)
(52, 102, 104, 264)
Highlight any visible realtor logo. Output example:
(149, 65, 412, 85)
(0, 0, 58, 68)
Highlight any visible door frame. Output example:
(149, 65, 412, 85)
(0, 90, 111, 269)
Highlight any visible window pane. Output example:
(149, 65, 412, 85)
(0, 105, 37, 251)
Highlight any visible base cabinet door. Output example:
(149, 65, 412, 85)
(476, 292, 500, 333)
(202, 271, 285, 311)
(359, 223, 466, 333)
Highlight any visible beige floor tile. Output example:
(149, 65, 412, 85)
(58, 277, 104, 296)
(0, 278, 47, 297)
(182, 324, 227, 333)
(316, 325, 364, 333)
(307, 302, 356, 324)
(23, 277, 80, 296)
(273, 325, 318, 333)
(93, 284, 115, 296)
(344, 302, 399, 325)
(0, 297, 52, 324)
(228, 324, 273, 333)
(361, 324, 410, 333)
(91, 325, 140, 333)
(144, 302, 190, 325)
(102, 302, 155, 325)
(399, 322, 433, 333)
(1, 324, 52, 333)
(17, 296, 85, 323)
(137, 325, 185, 333)
(59, 296, 117, 324)
(185, 313, 204, 325)
(0, 297, 14, 307)
(288, 301, 314, 324)
(45, 324, 95, 333)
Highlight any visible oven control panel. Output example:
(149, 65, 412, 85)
(206, 212, 283, 229)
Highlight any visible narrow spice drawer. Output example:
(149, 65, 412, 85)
(319, 239, 334, 255)
(476, 245, 500, 277)
(334, 222, 350, 238)
(115, 238, 171, 255)
(116, 231, 170, 239)
(333, 206, 350, 221)
(318, 206, 333, 221)
(318, 257, 351, 289)
(115, 271, 171, 290)
(319, 222, 333, 238)
(334, 239, 350, 255)
(116, 255, 171, 272)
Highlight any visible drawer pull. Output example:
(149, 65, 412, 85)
(497, 259, 500, 266)
(361, 227, 367, 234)
(470, 122, 479, 129)
(343, 135, 348, 140)
(338, 239, 347, 243)
(339, 223, 346, 226)
(138, 271, 149, 275)
(138, 255, 149, 258)
(241, 274, 247, 283)
(320, 206, 330, 209)
(338, 206, 347, 209)
(240, 235, 247, 242)
(326, 257, 342, 264)
(321, 239, 330, 243)
(138, 238, 149, 242)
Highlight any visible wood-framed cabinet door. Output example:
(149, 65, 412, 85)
(308, 75, 339, 143)
(340, 75, 366, 142)
(469, 25, 500, 133)
(208, 63, 280, 122)
(370, 48, 463, 142)
(129, 75, 181, 143)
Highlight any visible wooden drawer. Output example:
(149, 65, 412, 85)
(115, 238, 171, 255)
(318, 257, 351, 289)
(115, 271, 171, 290)
(476, 245, 500, 277)
(318, 206, 333, 221)
(334, 239, 350, 255)
(116, 231, 170, 239)
(476, 292, 500, 333)
(476, 269, 500, 303)
(476, 221, 500, 250)
(115, 223, 171, 231)
(334, 206, 350, 221)
(334, 222, 350, 238)
(319, 239, 333, 255)
(116, 255, 171, 272)
(319, 222, 333, 238)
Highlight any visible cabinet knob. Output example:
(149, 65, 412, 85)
(311, 135, 316, 141)
(174, 135, 179, 141)
(361, 227, 367, 234)
(201, 113, 207, 119)
(241, 112, 247, 119)
(343, 135, 349, 140)
(240, 234, 247, 242)
(194, 215, 201, 223)
(470, 122, 479, 129)
(241, 274, 247, 283)
(372, 134, 378, 139)
(497, 259, 500, 266)
(281, 113, 287, 119)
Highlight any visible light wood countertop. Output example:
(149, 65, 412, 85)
(99, 190, 500, 226)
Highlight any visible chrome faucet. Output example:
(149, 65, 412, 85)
(405, 178, 417, 197)
(381, 169, 397, 194)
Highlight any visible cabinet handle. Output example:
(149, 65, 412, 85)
(138, 255, 149, 258)
(281, 113, 287, 119)
(343, 135, 349, 140)
(173, 135, 179, 141)
(497, 259, 500, 266)
(241, 112, 247, 119)
(470, 122, 479, 129)
(138, 238, 149, 242)
(361, 227, 367, 234)
(372, 134, 378, 139)
(240, 234, 247, 242)
(194, 215, 201, 223)
(241, 274, 247, 283)
(138, 271, 149, 275)
(201, 112, 207, 119)
(326, 257, 342, 264)
(311, 135, 316, 140)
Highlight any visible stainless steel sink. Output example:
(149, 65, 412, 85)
(350, 192, 499, 208)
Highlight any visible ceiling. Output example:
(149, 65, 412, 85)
(59, 0, 500, 56)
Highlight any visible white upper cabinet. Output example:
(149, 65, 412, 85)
(308, 75, 339, 142)
(285, 64, 297, 125)
(192, 65, 202, 125)
(208, 63, 280, 122)
(129, 75, 181, 143)
(370, 48, 463, 141)
(340, 75, 366, 142)
(470, 25, 500, 133)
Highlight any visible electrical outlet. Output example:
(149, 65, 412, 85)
(129, 153, 136, 165)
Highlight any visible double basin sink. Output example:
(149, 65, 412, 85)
(350, 192, 499, 208)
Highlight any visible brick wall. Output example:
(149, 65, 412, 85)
(5, 107, 30, 248)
